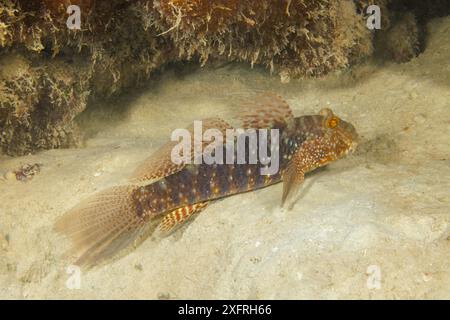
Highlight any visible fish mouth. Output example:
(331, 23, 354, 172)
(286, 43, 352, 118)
(346, 141, 358, 155)
(336, 127, 359, 155)
(349, 128, 360, 154)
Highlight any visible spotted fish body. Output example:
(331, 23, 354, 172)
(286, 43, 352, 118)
(55, 93, 358, 267)
(133, 114, 357, 219)
(132, 129, 285, 218)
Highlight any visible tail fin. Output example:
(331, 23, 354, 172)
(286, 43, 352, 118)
(54, 185, 157, 268)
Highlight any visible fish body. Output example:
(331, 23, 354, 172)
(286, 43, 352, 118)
(132, 128, 284, 219)
(55, 94, 358, 267)
(133, 113, 357, 219)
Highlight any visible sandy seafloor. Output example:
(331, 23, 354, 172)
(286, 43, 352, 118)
(0, 17, 449, 299)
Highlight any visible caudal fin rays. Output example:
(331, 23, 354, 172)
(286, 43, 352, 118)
(54, 185, 155, 268)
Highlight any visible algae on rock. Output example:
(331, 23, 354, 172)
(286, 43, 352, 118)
(1, 0, 445, 155)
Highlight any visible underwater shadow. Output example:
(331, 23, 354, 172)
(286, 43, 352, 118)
(75, 63, 196, 141)
(287, 163, 357, 210)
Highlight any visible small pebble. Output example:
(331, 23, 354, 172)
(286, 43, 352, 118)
(414, 114, 426, 124)
(157, 292, 171, 300)
(6, 263, 17, 272)
(0, 233, 9, 251)
(422, 273, 432, 282)
(409, 91, 419, 99)
(279, 71, 291, 84)
(3, 170, 16, 181)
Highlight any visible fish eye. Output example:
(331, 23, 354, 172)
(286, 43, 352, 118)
(319, 108, 339, 129)
(327, 117, 339, 129)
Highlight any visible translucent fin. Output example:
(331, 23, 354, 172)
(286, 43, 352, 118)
(281, 153, 305, 208)
(237, 92, 294, 129)
(130, 118, 233, 184)
(157, 202, 209, 235)
(54, 185, 155, 268)
(129, 140, 185, 184)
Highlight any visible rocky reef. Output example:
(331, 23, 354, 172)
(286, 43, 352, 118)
(0, 0, 169, 155)
(0, 0, 448, 156)
(154, 0, 377, 77)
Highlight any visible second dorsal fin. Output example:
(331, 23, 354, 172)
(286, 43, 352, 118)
(129, 117, 233, 184)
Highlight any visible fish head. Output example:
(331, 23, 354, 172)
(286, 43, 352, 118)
(290, 109, 359, 168)
(316, 108, 359, 164)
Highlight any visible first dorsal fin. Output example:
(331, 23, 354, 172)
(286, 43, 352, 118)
(237, 92, 294, 129)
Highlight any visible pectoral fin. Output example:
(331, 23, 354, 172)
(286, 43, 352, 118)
(281, 154, 305, 208)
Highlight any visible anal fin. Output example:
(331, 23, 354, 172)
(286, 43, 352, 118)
(157, 202, 209, 235)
